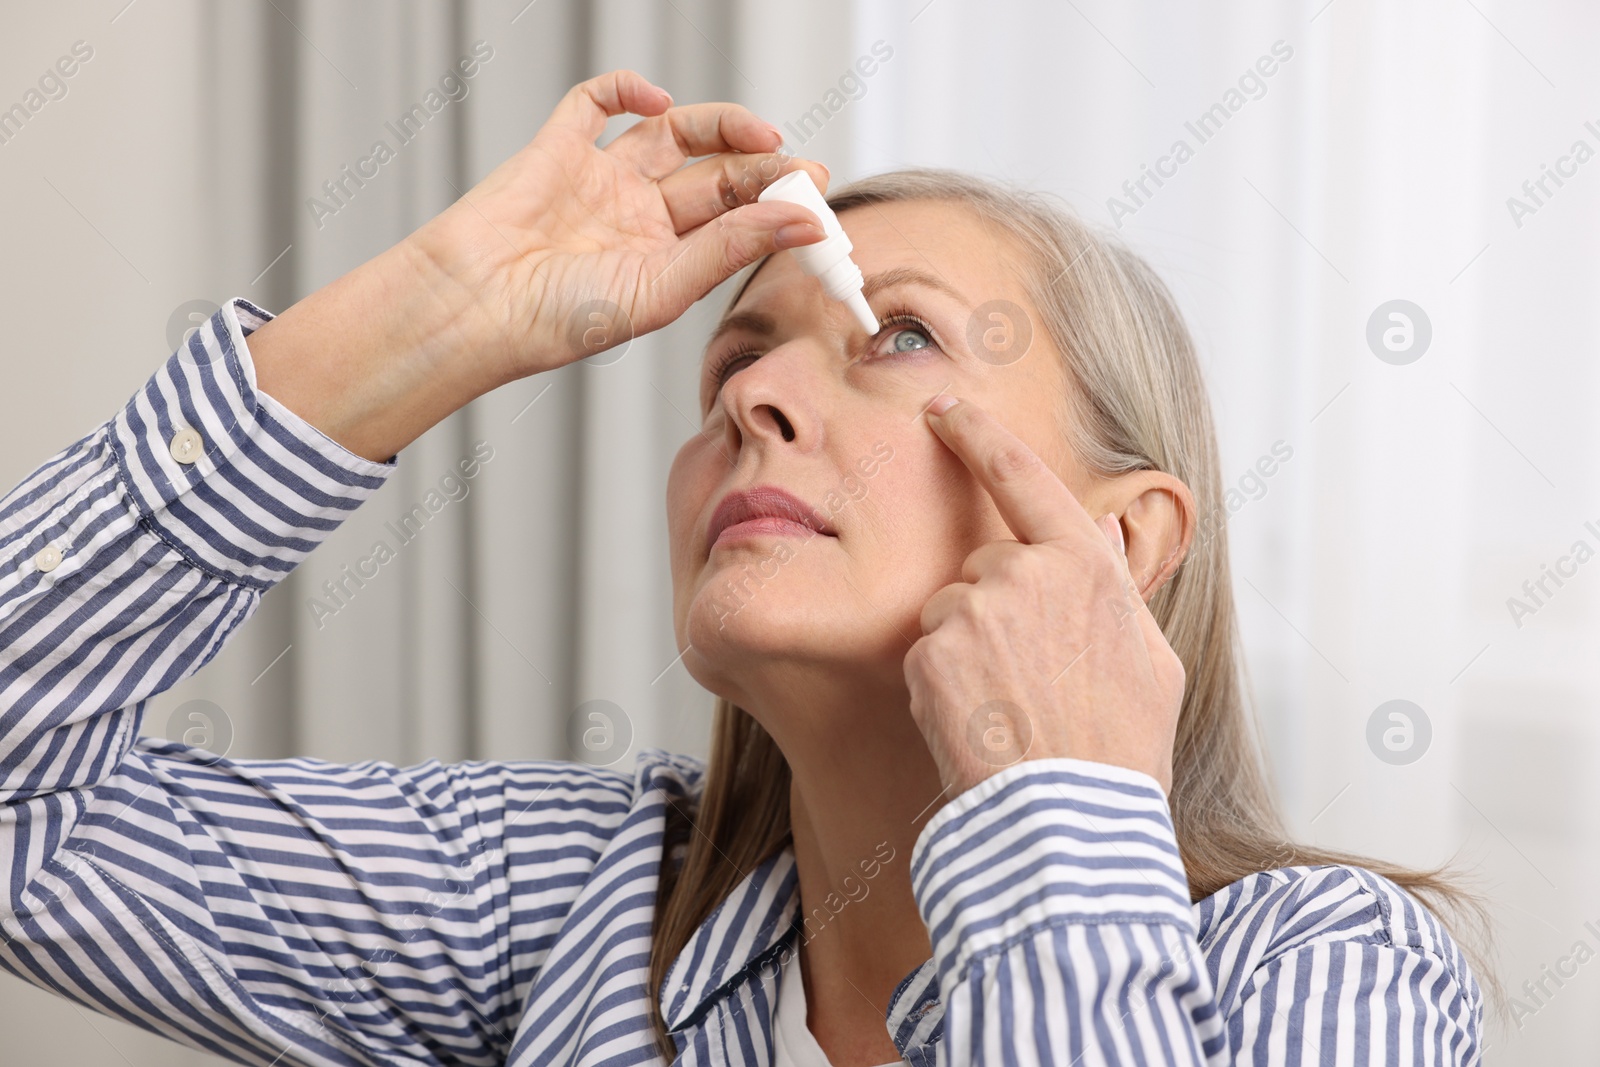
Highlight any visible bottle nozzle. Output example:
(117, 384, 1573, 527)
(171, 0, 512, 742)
(758, 169, 877, 335)
(843, 291, 878, 335)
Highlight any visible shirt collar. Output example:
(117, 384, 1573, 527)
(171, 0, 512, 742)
(660, 844, 802, 1033)
(658, 843, 947, 1061)
(884, 958, 944, 1063)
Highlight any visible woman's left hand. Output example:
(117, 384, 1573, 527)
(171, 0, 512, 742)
(905, 396, 1186, 797)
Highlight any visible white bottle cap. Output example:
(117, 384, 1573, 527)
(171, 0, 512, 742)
(757, 170, 879, 335)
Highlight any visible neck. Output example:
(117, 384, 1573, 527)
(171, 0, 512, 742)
(739, 662, 944, 1066)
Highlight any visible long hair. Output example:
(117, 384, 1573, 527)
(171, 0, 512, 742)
(646, 168, 1491, 1061)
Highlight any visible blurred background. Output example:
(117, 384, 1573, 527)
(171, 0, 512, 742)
(0, 0, 1594, 1062)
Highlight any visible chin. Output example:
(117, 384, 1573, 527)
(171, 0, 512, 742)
(677, 569, 911, 695)
(682, 580, 830, 661)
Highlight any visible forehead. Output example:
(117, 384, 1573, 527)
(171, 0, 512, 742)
(726, 198, 1033, 321)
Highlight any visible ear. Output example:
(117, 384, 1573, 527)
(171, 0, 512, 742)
(1093, 471, 1195, 603)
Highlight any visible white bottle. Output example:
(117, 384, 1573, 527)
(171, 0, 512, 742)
(757, 170, 879, 335)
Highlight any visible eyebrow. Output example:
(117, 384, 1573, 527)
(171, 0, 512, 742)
(704, 310, 775, 352)
(703, 266, 969, 351)
(861, 266, 969, 306)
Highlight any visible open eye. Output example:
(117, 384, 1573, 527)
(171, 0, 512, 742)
(889, 326, 928, 355)
(876, 312, 936, 354)
(703, 306, 943, 400)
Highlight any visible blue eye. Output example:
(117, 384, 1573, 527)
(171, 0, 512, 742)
(876, 310, 934, 356)
(890, 325, 932, 352)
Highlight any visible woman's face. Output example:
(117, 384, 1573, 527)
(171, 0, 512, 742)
(666, 199, 1083, 703)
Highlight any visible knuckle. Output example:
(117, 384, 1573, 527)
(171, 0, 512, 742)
(717, 219, 756, 274)
(992, 545, 1036, 583)
(903, 638, 933, 682)
(917, 627, 950, 660)
(919, 585, 958, 634)
(727, 159, 765, 203)
(666, 117, 694, 157)
(952, 588, 987, 626)
(985, 442, 1042, 486)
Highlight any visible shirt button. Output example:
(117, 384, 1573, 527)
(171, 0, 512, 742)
(34, 545, 63, 572)
(169, 427, 204, 464)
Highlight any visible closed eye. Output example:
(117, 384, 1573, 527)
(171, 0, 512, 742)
(704, 343, 762, 391)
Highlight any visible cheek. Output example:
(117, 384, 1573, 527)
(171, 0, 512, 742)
(848, 431, 994, 597)
(665, 439, 722, 577)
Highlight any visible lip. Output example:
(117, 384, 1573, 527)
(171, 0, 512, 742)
(706, 485, 837, 554)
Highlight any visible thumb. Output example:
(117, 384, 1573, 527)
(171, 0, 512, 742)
(636, 201, 825, 326)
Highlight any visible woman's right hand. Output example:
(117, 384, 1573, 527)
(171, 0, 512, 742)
(247, 69, 828, 463)
(405, 68, 831, 385)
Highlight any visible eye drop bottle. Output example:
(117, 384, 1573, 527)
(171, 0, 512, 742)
(757, 170, 878, 335)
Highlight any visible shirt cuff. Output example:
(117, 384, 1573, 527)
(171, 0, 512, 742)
(910, 757, 1193, 992)
(108, 297, 397, 588)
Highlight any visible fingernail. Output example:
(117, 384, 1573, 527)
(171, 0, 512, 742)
(1101, 513, 1125, 555)
(925, 394, 957, 417)
(774, 222, 824, 248)
(764, 121, 783, 139)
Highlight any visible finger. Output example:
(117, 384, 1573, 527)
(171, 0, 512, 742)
(1100, 509, 1170, 622)
(547, 69, 673, 142)
(657, 152, 830, 233)
(606, 101, 784, 180)
(918, 582, 970, 635)
(636, 200, 824, 326)
(924, 396, 1098, 546)
(1096, 512, 1174, 673)
(1097, 513, 1126, 559)
(959, 538, 1028, 585)
(1125, 586, 1182, 697)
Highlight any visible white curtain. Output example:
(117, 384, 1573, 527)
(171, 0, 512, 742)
(1, 1, 1594, 1062)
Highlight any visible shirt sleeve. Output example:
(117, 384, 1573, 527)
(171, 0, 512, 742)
(908, 758, 1481, 1066)
(1222, 939, 1479, 1064)
(0, 299, 632, 1066)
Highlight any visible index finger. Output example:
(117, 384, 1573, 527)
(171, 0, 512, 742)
(924, 395, 1099, 546)
(658, 152, 830, 233)
(606, 102, 788, 181)
(548, 69, 674, 141)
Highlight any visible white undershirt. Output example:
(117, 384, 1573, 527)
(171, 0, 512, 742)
(771, 946, 904, 1067)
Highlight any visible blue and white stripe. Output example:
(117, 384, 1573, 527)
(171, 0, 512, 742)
(0, 299, 1483, 1065)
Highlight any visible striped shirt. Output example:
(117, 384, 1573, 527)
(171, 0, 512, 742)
(0, 298, 1483, 1066)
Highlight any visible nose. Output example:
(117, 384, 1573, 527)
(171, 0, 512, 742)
(718, 343, 819, 455)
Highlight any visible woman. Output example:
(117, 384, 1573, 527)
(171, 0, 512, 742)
(0, 70, 1483, 1066)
